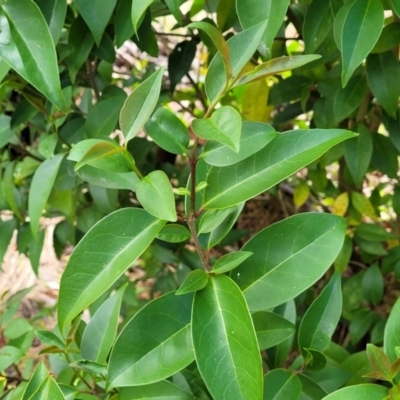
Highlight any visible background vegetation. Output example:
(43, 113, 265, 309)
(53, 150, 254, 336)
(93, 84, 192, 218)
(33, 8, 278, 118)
(1, 0, 400, 399)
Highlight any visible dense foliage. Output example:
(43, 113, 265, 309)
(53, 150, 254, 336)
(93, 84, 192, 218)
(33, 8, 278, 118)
(0, 0, 400, 399)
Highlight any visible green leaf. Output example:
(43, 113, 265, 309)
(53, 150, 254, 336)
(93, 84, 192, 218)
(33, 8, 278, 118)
(234, 55, 321, 87)
(144, 107, 189, 154)
(58, 208, 166, 331)
(192, 106, 242, 152)
(391, 0, 400, 17)
(333, 0, 384, 86)
(69, 360, 107, 376)
(29, 154, 64, 237)
(252, 311, 296, 350)
(0, 346, 23, 372)
(263, 369, 302, 400)
(34, 0, 67, 45)
(212, 251, 253, 274)
(298, 272, 342, 357)
(85, 95, 127, 138)
(192, 274, 263, 400)
(108, 292, 194, 388)
(355, 224, 395, 242)
(3, 161, 22, 219)
(164, 0, 183, 25)
(156, 224, 191, 243)
(0, 115, 14, 149)
(22, 361, 48, 400)
(176, 270, 209, 295)
(0, 0, 66, 110)
(35, 330, 65, 350)
(74, 0, 117, 46)
(202, 121, 276, 167)
(198, 208, 233, 234)
(321, 384, 388, 399)
(236, 0, 290, 58)
(119, 381, 194, 400)
(350, 309, 376, 345)
(0, 218, 16, 269)
(351, 192, 376, 218)
(81, 284, 127, 364)
(372, 21, 400, 53)
(29, 376, 66, 400)
(120, 68, 164, 142)
(303, 0, 333, 54)
(298, 374, 328, 399)
(366, 344, 392, 382)
(204, 129, 355, 209)
(384, 297, 400, 362)
(188, 21, 231, 80)
(334, 235, 352, 273)
(131, 0, 152, 34)
(366, 51, 400, 117)
(304, 348, 327, 372)
(115, 0, 134, 47)
(343, 125, 372, 189)
(75, 141, 135, 173)
(232, 213, 346, 312)
(205, 21, 267, 102)
(136, 170, 177, 222)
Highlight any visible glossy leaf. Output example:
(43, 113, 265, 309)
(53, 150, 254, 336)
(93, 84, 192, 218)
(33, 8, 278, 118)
(372, 21, 400, 53)
(263, 369, 301, 400)
(204, 129, 355, 209)
(29, 154, 64, 238)
(321, 384, 388, 399)
(108, 292, 194, 388)
(234, 55, 321, 87)
(132, 0, 152, 33)
(0, 218, 16, 268)
(366, 344, 392, 382)
(136, 170, 177, 222)
(119, 381, 194, 400)
(351, 192, 376, 218)
(58, 208, 166, 331)
(34, 0, 67, 45)
(0, 346, 23, 371)
(120, 68, 164, 142)
(0, 115, 14, 149)
(115, 0, 134, 47)
(74, 0, 117, 45)
(3, 161, 22, 219)
(252, 311, 296, 350)
(22, 361, 48, 400)
(355, 224, 395, 242)
(236, 0, 290, 58)
(81, 284, 127, 364)
(75, 141, 135, 173)
(366, 51, 400, 117)
(212, 251, 253, 274)
(334, 235, 352, 273)
(298, 272, 342, 357)
(192, 274, 262, 400)
(192, 106, 242, 152)
(202, 121, 276, 167)
(144, 107, 189, 154)
(384, 296, 400, 362)
(0, 0, 66, 110)
(343, 125, 372, 189)
(333, 0, 384, 86)
(198, 208, 232, 234)
(156, 224, 191, 243)
(29, 376, 66, 400)
(205, 21, 267, 102)
(188, 21, 231, 79)
(35, 330, 65, 350)
(176, 270, 209, 295)
(232, 213, 346, 311)
(391, 0, 400, 17)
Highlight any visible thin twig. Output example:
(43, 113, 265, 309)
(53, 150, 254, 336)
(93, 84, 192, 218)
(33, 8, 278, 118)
(86, 58, 100, 101)
(186, 73, 208, 112)
(154, 31, 193, 38)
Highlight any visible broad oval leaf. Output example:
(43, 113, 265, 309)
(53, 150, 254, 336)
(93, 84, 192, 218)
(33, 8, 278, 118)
(176, 270, 209, 295)
(198, 208, 232, 234)
(108, 292, 194, 388)
(58, 208, 166, 331)
(298, 272, 342, 357)
(212, 251, 253, 274)
(0, 0, 66, 110)
(384, 296, 400, 362)
(120, 68, 164, 142)
(252, 311, 296, 350)
(205, 21, 267, 102)
(156, 224, 191, 243)
(204, 129, 355, 209)
(29, 154, 64, 238)
(333, 0, 384, 86)
(136, 170, 177, 222)
(192, 106, 242, 152)
(234, 55, 321, 87)
(263, 369, 301, 400)
(29, 376, 66, 400)
(22, 361, 48, 400)
(202, 121, 276, 167)
(119, 380, 194, 400)
(192, 274, 263, 400)
(131, 0, 152, 33)
(232, 213, 346, 311)
(74, 0, 117, 46)
(144, 107, 189, 154)
(236, 0, 290, 58)
(81, 284, 127, 364)
(321, 384, 388, 400)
